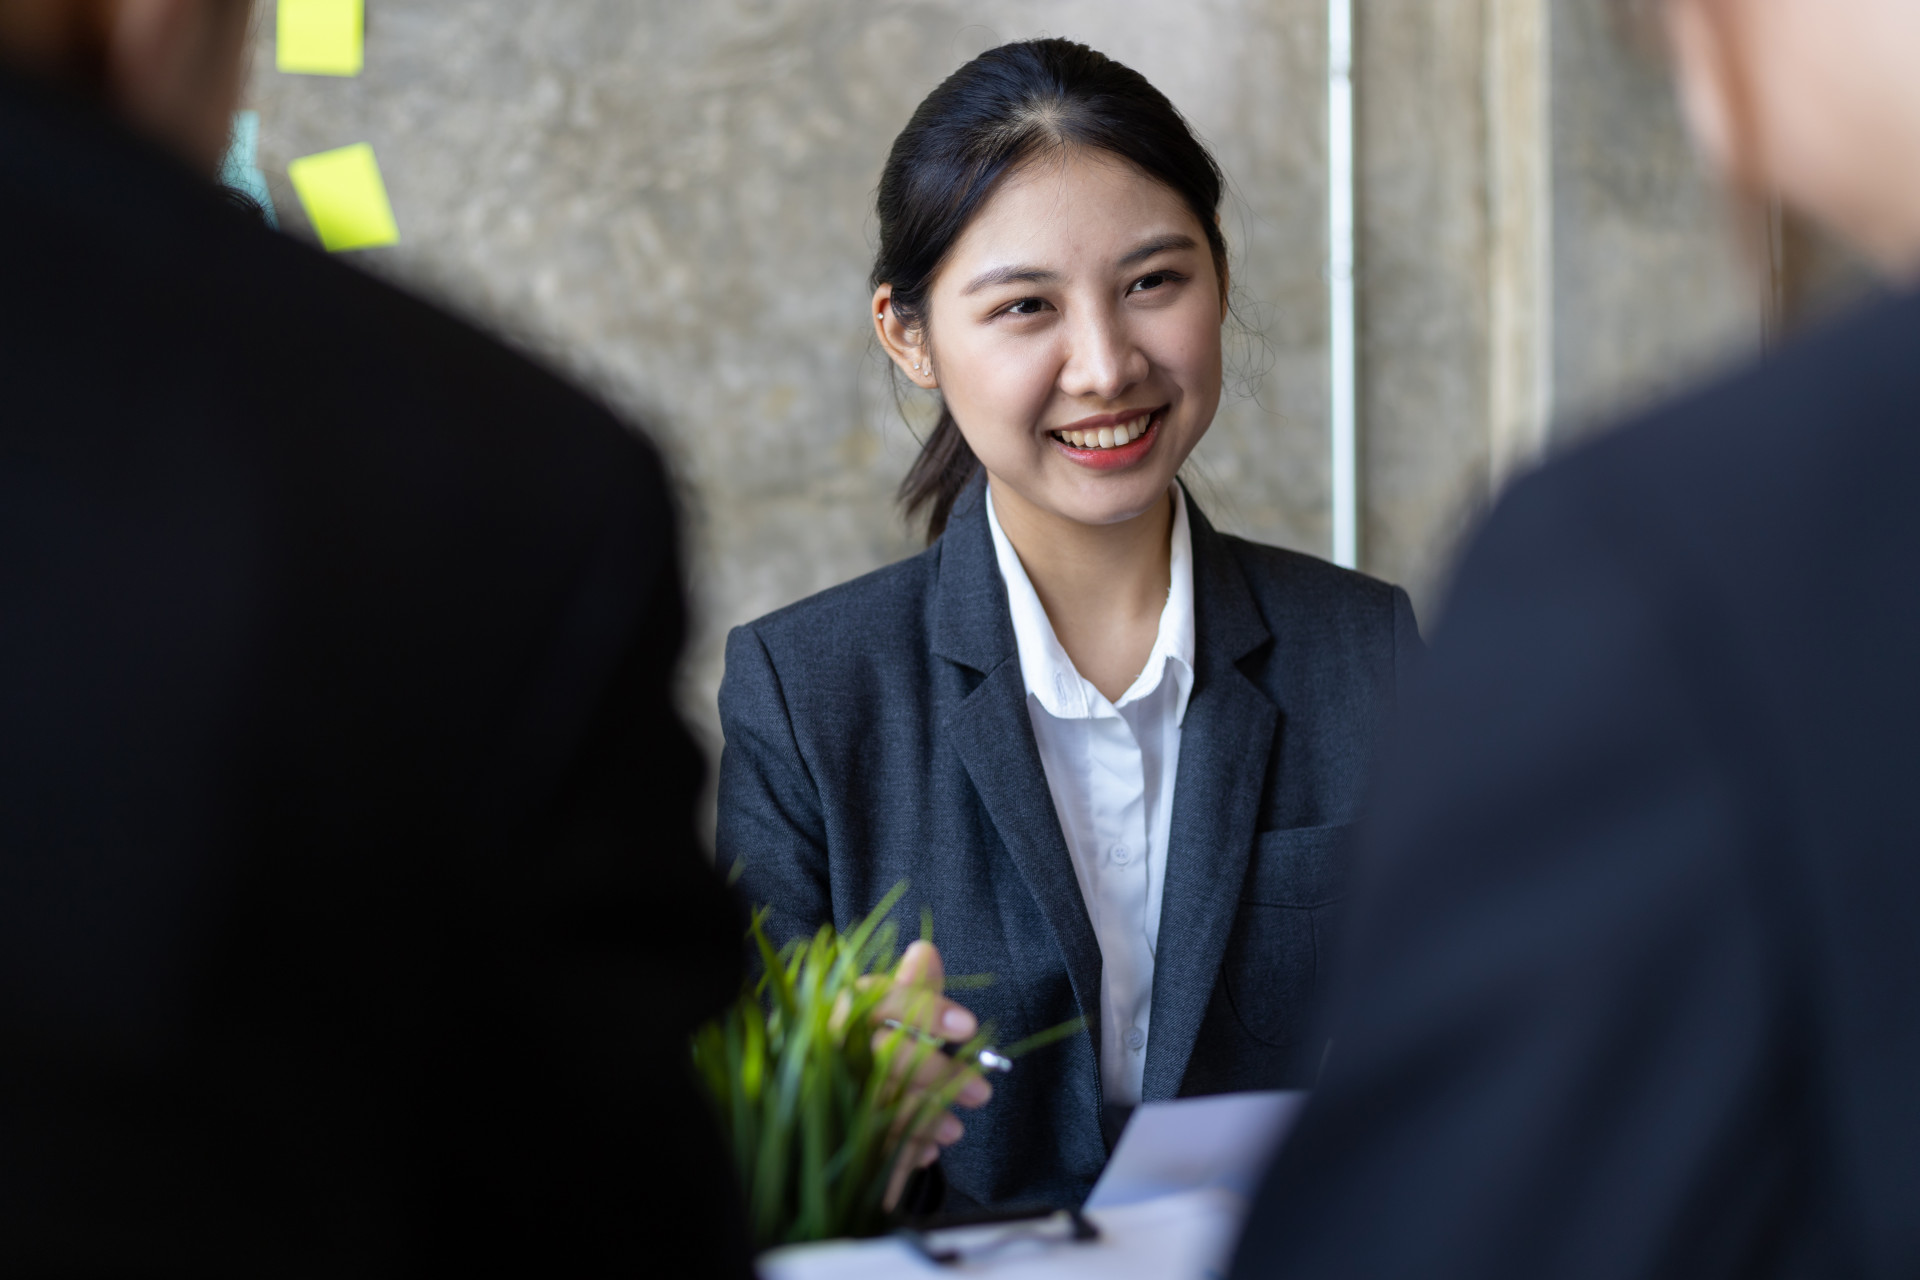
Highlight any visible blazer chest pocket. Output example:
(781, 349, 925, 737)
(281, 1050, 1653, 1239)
(1223, 824, 1354, 1051)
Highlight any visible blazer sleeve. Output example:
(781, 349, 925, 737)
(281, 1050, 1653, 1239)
(1231, 470, 1797, 1277)
(715, 623, 835, 947)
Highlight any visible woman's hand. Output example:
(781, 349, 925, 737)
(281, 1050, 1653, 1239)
(875, 940, 992, 1210)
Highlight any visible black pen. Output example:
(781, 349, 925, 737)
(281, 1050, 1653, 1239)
(879, 1019, 1014, 1073)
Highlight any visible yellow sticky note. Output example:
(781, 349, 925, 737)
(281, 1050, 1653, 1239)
(277, 0, 364, 76)
(288, 143, 399, 251)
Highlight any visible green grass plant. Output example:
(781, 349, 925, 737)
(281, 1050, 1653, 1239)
(691, 884, 1078, 1249)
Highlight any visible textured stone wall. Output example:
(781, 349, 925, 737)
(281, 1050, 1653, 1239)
(1354, 0, 1503, 618)
(1548, 0, 1762, 438)
(1351, 0, 1764, 610)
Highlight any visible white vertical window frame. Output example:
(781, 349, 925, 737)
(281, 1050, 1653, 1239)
(1327, 0, 1359, 569)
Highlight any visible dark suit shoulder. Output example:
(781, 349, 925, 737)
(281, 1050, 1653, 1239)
(230, 209, 658, 494)
(718, 545, 948, 840)
(1219, 534, 1401, 614)
(1531, 286, 1920, 572)
(0, 69, 657, 510)
(1209, 531, 1418, 672)
(735, 542, 942, 659)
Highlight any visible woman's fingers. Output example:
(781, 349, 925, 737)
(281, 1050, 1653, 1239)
(897, 938, 942, 989)
(883, 1136, 948, 1212)
(885, 1036, 991, 1108)
(882, 1148, 913, 1213)
(870, 940, 992, 1111)
(879, 1129, 958, 1214)
(956, 1071, 992, 1108)
(869, 937, 989, 1210)
(883, 941, 980, 1040)
(869, 1019, 993, 1116)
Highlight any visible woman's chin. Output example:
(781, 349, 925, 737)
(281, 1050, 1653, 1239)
(1040, 474, 1180, 529)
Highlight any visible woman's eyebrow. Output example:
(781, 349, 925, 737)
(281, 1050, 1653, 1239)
(960, 233, 1199, 295)
(1116, 233, 1198, 268)
(962, 264, 1060, 295)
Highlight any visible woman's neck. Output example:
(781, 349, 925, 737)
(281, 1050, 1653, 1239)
(990, 475, 1174, 704)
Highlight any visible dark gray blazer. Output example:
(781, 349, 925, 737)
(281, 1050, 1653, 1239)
(716, 480, 1420, 1208)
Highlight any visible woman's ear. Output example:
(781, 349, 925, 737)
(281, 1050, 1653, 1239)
(872, 284, 938, 389)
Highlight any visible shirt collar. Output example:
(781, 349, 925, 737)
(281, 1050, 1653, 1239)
(985, 481, 1196, 724)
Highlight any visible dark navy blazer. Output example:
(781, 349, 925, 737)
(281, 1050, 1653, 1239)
(716, 479, 1421, 1208)
(1234, 291, 1920, 1278)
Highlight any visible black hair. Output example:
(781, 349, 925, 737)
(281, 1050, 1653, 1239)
(874, 38, 1229, 541)
(218, 183, 271, 223)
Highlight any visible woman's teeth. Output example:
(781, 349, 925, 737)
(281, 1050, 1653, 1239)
(1054, 414, 1151, 450)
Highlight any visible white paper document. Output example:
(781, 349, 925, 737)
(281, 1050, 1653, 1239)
(757, 1091, 1308, 1279)
(758, 1188, 1245, 1280)
(1086, 1089, 1308, 1209)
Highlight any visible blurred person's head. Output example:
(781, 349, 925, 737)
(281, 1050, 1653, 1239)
(0, 0, 252, 173)
(870, 39, 1231, 542)
(1658, 0, 1920, 276)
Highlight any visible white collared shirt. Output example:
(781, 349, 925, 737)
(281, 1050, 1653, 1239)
(985, 484, 1196, 1106)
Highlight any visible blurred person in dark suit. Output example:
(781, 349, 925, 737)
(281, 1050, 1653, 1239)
(0, 1, 747, 1274)
(1233, 0, 1920, 1276)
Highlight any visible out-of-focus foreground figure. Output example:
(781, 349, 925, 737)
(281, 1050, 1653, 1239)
(0, 1, 748, 1274)
(1233, 0, 1920, 1276)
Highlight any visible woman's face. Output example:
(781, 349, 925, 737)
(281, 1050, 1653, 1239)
(911, 150, 1225, 529)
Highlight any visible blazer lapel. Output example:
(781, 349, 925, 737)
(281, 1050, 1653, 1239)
(931, 484, 1108, 1088)
(1141, 497, 1277, 1100)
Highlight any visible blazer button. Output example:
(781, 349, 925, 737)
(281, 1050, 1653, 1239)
(1125, 1026, 1146, 1052)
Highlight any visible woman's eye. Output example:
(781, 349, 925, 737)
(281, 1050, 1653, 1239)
(1130, 272, 1172, 293)
(1006, 297, 1049, 316)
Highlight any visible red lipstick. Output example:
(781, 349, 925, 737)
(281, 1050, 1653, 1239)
(1048, 408, 1163, 471)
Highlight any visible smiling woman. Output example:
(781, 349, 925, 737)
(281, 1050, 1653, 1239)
(715, 38, 1423, 1213)
(873, 44, 1230, 546)
(889, 154, 1217, 534)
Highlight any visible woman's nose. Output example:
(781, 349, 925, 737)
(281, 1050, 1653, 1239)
(1060, 310, 1147, 401)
